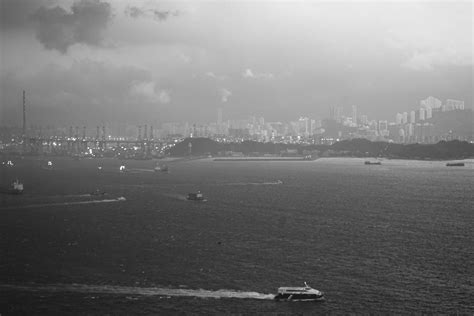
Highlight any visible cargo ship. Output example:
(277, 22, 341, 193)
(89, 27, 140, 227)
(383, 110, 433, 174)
(364, 161, 382, 165)
(446, 162, 464, 167)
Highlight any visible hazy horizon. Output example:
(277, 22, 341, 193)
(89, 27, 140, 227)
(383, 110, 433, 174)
(1, 0, 472, 126)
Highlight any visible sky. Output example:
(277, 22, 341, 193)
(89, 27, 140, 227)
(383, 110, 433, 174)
(0, 0, 472, 127)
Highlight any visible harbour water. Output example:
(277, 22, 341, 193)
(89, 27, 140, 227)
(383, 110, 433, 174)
(1, 157, 473, 314)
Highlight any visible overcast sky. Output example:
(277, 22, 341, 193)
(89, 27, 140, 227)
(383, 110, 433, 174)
(0, 0, 472, 126)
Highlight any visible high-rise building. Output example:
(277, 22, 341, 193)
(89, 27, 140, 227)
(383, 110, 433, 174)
(410, 111, 416, 123)
(420, 96, 442, 109)
(419, 107, 426, 121)
(330, 105, 343, 122)
(217, 108, 223, 124)
(426, 106, 432, 119)
(395, 113, 403, 125)
(402, 112, 408, 124)
(360, 115, 368, 125)
(446, 99, 464, 111)
(378, 120, 388, 132)
(352, 105, 358, 126)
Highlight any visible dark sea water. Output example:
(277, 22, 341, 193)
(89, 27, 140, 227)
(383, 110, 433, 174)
(1, 157, 473, 315)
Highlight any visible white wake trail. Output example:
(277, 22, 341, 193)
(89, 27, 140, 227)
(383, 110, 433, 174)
(1, 283, 275, 300)
(0, 197, 126, 210)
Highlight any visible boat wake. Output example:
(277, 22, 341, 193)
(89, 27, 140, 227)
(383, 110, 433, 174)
(225, 180, 283, 186)
(1, 283, 275, 300)
(127, 168, 155, 173)
(0, 197, 126, 210)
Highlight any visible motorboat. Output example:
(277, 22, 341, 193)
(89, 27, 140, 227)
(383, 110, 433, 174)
(187, 191, 206, 201)
(274, 282, 324, 301)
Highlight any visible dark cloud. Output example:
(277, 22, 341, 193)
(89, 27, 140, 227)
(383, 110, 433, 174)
(0, 0, 46, 29)
(124, 6, 145, 19)
(31, 0, 112, 53)
(124, 5, 179, 21)
(153, 10, 179, 21)
(0, 59, 165, 125)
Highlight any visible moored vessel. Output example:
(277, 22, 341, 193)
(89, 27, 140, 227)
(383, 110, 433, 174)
(274, 282, 324, 302)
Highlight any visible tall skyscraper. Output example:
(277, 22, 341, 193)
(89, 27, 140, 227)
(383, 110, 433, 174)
(426, 106, 432, 119)
(410, 111, 416, 123)
(402, 112, 408, 124)
(419, 107, 426, 121)
(329, 105, 343, 122)
(352, 105, 358, 126)
(395, 113, 403, 125)
(217, 108, 223, 125)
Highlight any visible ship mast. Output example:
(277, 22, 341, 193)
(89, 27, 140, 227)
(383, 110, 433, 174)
(23, 90, 26, 136)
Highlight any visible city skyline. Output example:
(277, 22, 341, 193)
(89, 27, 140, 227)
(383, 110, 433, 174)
(1, 0, 472, 126)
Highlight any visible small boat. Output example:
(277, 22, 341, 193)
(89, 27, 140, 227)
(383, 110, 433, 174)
(90, 188, 106, 196)
(42, 160, 53, 170)
(154, 164, 169, 173)
(119, 165, 126, 172)
(0, 179, 24, 195)
(446, 162, 464, 167)
(364, 161, 381, 165)
(187, 191, 206, 201)
(274, 282, 324, 302)
(2, 160, 14, 167)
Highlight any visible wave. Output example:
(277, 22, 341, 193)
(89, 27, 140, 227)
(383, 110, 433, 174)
(1, 283, 275, 300)
(0, 197, 126, 210)
(225, 180, 283, 186)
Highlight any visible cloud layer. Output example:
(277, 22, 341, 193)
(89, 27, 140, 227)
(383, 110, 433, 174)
(32, 0, 112, 53)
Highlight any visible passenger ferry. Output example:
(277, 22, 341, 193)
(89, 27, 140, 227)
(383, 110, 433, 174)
(274, 282, 324, 301)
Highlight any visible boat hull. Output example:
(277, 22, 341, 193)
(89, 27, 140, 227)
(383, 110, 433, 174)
(446, 163, 464, 167)
(274, 293, 324, 301)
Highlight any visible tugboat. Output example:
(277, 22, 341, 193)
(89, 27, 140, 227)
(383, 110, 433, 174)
(0, 179, 24, 195)
(187, 191, 206, 202)
(274, 282, 324, 302)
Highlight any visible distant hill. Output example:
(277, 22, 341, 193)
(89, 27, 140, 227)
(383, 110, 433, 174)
(169, 138, 474, 160)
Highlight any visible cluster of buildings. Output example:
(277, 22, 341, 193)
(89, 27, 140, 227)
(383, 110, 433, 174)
(158, 96, 471, 144)
(0, 96, 471, 150)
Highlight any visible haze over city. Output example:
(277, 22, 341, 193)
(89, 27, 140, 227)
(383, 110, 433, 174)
(1, 0, 472, 126)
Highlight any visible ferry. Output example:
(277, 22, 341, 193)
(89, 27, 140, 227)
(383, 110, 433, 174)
(446, 162, 464, 167)
(187, 191, 206, 201)
(274, 282, 324, 302)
